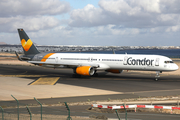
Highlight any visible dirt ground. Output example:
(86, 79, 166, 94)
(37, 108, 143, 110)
(1, 113, 98, 120)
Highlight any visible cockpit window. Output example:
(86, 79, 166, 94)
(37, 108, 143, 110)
(164, 61, 174, 63)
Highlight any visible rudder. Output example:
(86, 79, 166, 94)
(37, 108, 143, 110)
(18, 29, 40, 55)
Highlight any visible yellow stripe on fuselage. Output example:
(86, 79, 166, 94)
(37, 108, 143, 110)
(41, 53, 55, 62)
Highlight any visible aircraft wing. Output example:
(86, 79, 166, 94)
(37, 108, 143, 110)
(28, 61, 100, 68)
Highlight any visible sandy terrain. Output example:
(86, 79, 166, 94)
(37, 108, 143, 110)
(0, 60, 33, 65)
(0, 52, 16, 56)
(0, 52, 33, 65)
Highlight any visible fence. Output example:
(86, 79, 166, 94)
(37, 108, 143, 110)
(0, 95, 75, 120)
(1, 95, 180, 120)
(0, 95, 128, 120)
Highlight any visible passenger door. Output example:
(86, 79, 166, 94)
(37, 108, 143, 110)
(155, 58, 159, 66)
(123, 56, 128, 65)
(55, 57, 58, 63)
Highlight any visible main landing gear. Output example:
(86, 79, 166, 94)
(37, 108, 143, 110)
(155, 71, 162, 81)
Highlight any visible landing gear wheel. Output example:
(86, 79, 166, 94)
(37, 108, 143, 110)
(154, 71, 161, 81)
(155, 78, 158, 81)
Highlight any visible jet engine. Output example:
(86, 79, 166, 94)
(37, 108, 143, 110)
(75, 66, 95, 76)
(106, 69, 123, 74)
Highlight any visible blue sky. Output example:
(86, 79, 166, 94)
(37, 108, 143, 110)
(0, 0, 180, 46)
(64, 0, 99, 9)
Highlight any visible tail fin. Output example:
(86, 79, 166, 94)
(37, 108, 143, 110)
(17, 29, 40, 55)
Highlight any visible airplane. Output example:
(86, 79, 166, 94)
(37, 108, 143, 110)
(16, 29, 179, 81)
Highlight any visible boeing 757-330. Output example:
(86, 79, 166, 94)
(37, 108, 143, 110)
(16, 29, 179, 81)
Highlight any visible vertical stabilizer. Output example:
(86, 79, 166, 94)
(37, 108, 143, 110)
(18, 29, 40, 55)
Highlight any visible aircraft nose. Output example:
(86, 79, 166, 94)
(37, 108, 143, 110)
(174, 64, 179, 70)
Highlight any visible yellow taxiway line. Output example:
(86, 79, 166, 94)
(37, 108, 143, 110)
(30, 77, 60, 85)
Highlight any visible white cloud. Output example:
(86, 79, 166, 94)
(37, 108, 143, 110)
(150, 27, 160, 33)
(166, 25, 180, 32)
(160, 0, 180, 14)
(0, 0, 70, 17)
(69, 0, 180, 30)
(99, 0, 131, 14)
(92, 24, 140, 36)
(0, 16, 59, 32)
(69, 4, 104, 27)
(129, 0, 161, 13)
(0, 0, 70, 32)
(158, 14, 175, 22)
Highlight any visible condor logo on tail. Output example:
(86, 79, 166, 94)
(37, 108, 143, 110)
(21, 39, 33, 51)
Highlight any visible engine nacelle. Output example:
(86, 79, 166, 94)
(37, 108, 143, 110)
(76, 66, 95, 76)
(106, 69, 123, 74)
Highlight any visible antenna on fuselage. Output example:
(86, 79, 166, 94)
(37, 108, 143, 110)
(112, 49, 116, 54)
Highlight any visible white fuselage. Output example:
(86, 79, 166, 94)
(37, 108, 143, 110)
(38, 53, 178, 72)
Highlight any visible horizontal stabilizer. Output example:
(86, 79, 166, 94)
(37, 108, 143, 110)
(15, 51, 22, 61)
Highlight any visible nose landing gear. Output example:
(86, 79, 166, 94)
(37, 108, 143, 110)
(155, 71, 162, 81)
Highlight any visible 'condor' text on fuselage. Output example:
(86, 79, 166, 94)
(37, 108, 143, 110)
(126, 57, 154, 66)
